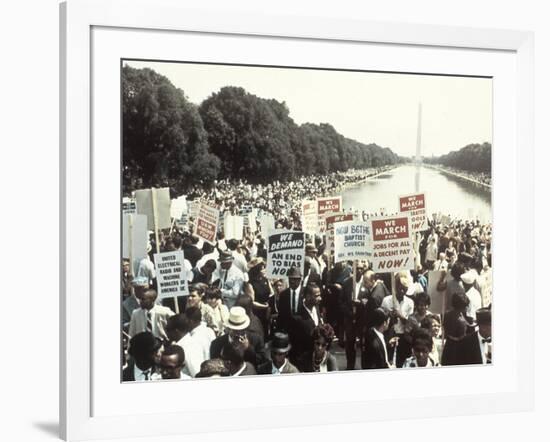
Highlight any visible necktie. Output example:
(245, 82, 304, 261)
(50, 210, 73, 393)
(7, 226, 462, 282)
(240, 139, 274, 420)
(291, 290, 295, 313)
(146, 311, 153, 333)
(143, 369, 150, 380)
(482, 338, 491, 343)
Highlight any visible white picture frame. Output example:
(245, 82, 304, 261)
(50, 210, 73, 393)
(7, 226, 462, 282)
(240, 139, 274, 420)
(60, 0, 534, 440)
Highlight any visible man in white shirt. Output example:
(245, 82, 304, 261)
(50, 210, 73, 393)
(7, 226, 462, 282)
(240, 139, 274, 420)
(136, 243, 156, 285)
(433, 252, 449, 271)
(212, 250, 245, 308)
(165, 314, 204, 378)
(227, 239, 249, 276)
(425, 231, 439, 269)
(183, 306, 216, 361)
(129, 289, 175, 340)
(461, 270, 482, 320)
(380, 272, 415, 367)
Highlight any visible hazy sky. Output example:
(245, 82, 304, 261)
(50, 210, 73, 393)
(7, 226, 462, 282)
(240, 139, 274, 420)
(124, 60, 492, 158)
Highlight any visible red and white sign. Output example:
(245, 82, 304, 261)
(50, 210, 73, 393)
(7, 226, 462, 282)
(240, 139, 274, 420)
(194, 202, 219, 244)
(325, 212, 354, 252)
(370, 214, 415, 272)
(398, 192, 428, 232)
(317, 196, 342, 233)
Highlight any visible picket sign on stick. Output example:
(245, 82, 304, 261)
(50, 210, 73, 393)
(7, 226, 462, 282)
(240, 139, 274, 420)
(266, 230, 306, 279)
(150, 188, 178, 313)
(333, 220, 371, 263)
(128, 214, 134, 278)
(151, 188, 161, 254)
(122, 213, 148, 276)
(369, 214, 415, 273)
(352, 260, 357, 299)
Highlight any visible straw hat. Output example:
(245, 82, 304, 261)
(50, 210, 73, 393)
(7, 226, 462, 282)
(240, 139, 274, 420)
(225, 306, 250, 331)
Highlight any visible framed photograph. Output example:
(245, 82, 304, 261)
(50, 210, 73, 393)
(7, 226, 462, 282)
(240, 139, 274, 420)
(60, 0, 534, 440)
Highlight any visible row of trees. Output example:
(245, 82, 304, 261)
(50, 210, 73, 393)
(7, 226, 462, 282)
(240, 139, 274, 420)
(423, 142, 492, 174)
(122, 66, 403, 192)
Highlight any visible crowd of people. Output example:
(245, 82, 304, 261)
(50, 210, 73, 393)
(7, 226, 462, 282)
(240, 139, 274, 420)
(426, 165, 492, 186)
(121, 187, 493, 381)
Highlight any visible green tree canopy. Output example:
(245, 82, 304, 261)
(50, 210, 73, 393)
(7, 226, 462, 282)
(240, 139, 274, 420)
(122, 66, 220, 192)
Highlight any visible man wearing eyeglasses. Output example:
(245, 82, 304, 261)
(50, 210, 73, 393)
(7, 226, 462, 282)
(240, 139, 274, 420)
(209, 306, 267, 369)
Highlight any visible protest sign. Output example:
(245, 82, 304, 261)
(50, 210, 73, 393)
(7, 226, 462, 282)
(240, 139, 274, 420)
(122, 213, 148, 275)
(427, 270, 446, 317)
(188, 200, 200, 220)
(259, 212, 275, 237)
(122, 197, 136, 216)
(479, 268, 493, 307)
(135, 187, 171, 231)
(194, 203, 219, 244)
(301, 200, 318, 235)
(333, 221, 371, 263)
(369, 214, 415, 272)
(398, 192, 428, 232)
(247, 212, 257, 232)
(317, 196, 342, 233)
(325, 212, 354, 252)
(266, 230, 305, 278)
(170, 195, 187, 220)
(224, 214, 244, 240)
(440, 214, 451, 226)
(153, 251, 189, 299)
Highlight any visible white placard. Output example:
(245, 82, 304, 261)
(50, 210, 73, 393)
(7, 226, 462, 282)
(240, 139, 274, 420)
(223, 214, 244, 240)
(333, 221, 372, 263)
(266, 230, 306, 278)
(153, 250, 189, 298)
(122, 213, 148, 274)
(135, 187, 171, 230)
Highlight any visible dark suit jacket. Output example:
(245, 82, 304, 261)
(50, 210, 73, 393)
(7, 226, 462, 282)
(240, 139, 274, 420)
(122, 359, 158, 382)
(363, 327, 390, 369)
(288, 304, 322, 361)
(364, 282, 390, 328)
(277, 287, 303, 332)
(340, 276, 369, 320)
(298, 351, 339, 372)
(257, 359, 300, 375)
(210, 332, 267, 368)
(183, 245, 203, 268)
(237, 362, 257, 376)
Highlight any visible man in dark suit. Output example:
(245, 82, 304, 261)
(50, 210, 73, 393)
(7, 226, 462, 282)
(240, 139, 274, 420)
(210, 306, 267, 368)
(340, 261, 368, 369)
(362, 270, 390, 329)
(362, 308, 391, 370)
(288, 283, 323, 365)
(122, 332, 162, 382)
(182, 234, 203, 268)
(257, 332, 300, 375)
(276, 266, 303, 333)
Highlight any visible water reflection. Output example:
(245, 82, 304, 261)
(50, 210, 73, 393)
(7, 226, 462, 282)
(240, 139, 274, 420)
(341, 165, 492, 222)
